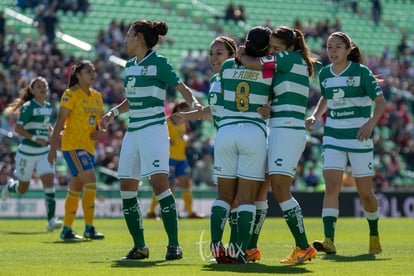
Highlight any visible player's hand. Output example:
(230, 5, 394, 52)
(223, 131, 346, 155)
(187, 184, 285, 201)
(357, 121, 374, 141)
(305, 116, 316, 131)
(257, 104, 271, 119)
(101, 112, 115, 127)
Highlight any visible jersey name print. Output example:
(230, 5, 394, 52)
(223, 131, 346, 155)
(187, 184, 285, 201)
(219, 58, 273, 134)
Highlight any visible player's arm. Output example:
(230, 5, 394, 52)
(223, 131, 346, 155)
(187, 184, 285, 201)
(169, 106, 212, 125)
(175, 82, 202, 110)
(48, 106, 70, 164)
(101, 98, 129, 128)
(237, 45, 262, 70)
(305, 97, 327, 131)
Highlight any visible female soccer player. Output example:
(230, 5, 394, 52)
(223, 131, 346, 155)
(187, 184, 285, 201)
(100, 19, 200, 261)
(2, 77, 62, 232)
(305, 31, 386, 255)
(213, 26, 273, 264)
(48, 60, 106, 241)
(170, 35, 270, 264)
(238, 25, 318, 264)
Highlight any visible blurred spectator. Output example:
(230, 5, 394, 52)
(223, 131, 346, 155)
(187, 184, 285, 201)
(401, 139, 414, 171)
(350, 0, 359, 14)
(304, 166, 320, 190)
(0, 11, 5, 37)
(233, 4, 246, 22)
(43, 5, 59, 44)
(371, 0, 382, 26)
(373, 165, 388, 192)
(385, 151, 403, 184)
(192, 153, 214, 187)
(224, 2, 235, 21)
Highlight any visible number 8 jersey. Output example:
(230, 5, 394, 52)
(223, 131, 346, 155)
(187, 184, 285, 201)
(219, 57, 275, 135)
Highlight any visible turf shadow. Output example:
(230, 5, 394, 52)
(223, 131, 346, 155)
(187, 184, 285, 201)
(4, 231, 47, 235)
(202, 262, 311, 274)
(320, 253, 390, 262)
(111, 259, 165, 268)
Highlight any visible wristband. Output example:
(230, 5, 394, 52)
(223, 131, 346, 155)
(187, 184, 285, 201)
(111, 108, 119, 116)
(31, 135, 37, 142)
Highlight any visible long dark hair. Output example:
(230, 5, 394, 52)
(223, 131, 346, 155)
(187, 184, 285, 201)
(67, 60, 94, 88)
(130, 20, 168, 48)
(244, 26, 272, 58)
(271, 26, 318, 76)
(5, 77, 48, 115)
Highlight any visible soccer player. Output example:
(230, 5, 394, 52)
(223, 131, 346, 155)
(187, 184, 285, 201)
(1, 77, 62, 232)
(213, 26, 274, 264)
(48, 60, 106, 241)
(100, 19, 200, 261)
(147, 100, 204, 219)
(170, 35, 271, 264)
(238, 25, 318, 264)
(305, 31, 386, 255)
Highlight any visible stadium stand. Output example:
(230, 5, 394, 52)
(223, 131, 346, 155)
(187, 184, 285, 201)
(1, 0, 413, 191)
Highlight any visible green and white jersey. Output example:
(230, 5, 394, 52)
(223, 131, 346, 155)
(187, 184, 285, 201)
(124, 51, 181, 132)
(319, 61, 383, 152)
(207, 73, 224, 129)
(263, 51, 309, 129)
(17, 99, 52, 156)
(219, 58, 274, 135)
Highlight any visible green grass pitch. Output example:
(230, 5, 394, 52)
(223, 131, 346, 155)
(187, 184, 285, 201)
(0, 217, 413, 275)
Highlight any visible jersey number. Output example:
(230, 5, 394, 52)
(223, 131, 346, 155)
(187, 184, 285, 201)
(235, 81, 250, 112)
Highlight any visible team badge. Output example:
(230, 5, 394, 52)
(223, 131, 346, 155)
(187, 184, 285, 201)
(347, 76, 355, 86)
(141, 66, 148, 76)
(62, 94, 69, 102)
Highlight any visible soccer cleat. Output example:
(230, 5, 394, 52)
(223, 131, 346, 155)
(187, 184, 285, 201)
(230, 253, 248, 264)
(84, 226, 105, 240)
(60, 229, 83, 241)
(1, 180, 12, 201)
(211, 241, 231, 264)
(313, 237, 337, 254)
(369, 236, 382, 254)
(165, 245, 183, 260)
(121, 247, 150, 260)
(280, 244, 316, 264)
(246, 247, 261, 262)
(47, 217, 63, 232)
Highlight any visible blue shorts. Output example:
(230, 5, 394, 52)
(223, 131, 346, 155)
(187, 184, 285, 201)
(169, 158, 190, 185)
(63, 149, 95, 176)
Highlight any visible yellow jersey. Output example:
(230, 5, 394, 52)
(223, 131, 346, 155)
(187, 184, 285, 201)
(168, 119, 187, 161)
(59, 85, 104, 155)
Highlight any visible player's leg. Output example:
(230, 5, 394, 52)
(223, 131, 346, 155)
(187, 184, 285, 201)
(1, 152, 34, 200)
(118, 131, 149, 259)
(351, 152, 382, 254)
(38, 153, 62, 231)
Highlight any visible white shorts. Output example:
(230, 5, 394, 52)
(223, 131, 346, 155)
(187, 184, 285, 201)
(322, 148, 373, 177)
(214, 123, 267, 181)
(14, 151, 54, 181)
(118, 123, 169, 180)
(268, 128, 306, 178)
